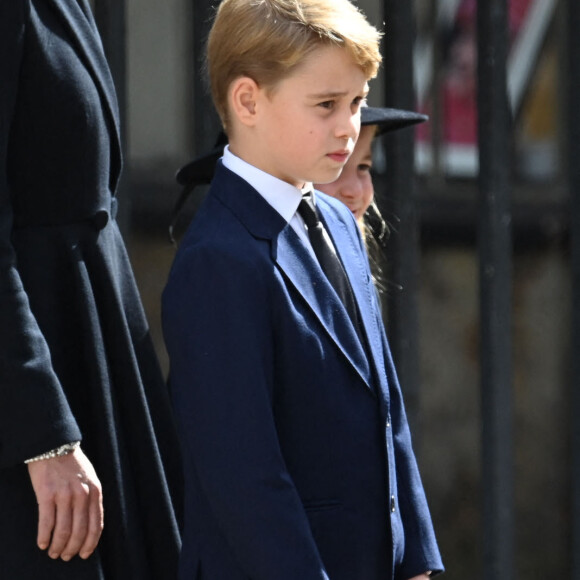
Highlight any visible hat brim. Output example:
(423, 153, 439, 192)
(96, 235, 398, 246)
(175, 132, 228, 186)
(361, 106, 428, 135)
(175, 148, 224, 186)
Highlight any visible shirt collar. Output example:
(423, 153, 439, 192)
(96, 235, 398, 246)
(222, 145, 313, 223)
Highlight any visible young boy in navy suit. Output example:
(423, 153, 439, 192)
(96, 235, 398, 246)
(162, 1, 443, 579)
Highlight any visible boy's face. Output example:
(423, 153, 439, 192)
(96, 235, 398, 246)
(315, 124, 375, 221)
(247, 45, 369, 188)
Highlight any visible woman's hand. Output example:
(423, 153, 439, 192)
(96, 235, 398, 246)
(27, 447, 103, 561)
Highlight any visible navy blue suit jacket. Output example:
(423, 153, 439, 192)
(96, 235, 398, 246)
(162, 161, 443, 580)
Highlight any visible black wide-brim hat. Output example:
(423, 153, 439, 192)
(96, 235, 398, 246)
(361, 106, 427, 135)
(175, 106, 427, 187)
(175, 131, 228, 187)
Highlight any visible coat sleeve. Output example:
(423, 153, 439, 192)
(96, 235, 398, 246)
(0, 0, 81, 468)
(162, 242, 331, 580)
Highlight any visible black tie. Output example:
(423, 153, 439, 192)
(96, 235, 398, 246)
(297, 193, 364, 339)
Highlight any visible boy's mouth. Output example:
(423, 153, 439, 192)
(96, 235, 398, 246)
(327, 150, 351, 164)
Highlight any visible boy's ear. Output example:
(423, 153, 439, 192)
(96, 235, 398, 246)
(229, 76, 260, 127)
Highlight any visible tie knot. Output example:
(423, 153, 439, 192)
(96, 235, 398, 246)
(298, 193, 319, 229)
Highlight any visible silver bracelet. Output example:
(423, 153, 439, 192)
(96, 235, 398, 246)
(24, 441, 81, 464)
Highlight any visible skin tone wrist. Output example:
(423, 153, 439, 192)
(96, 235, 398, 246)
(27, 447, 103, 561)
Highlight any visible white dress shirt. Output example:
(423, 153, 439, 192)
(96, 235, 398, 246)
(221, 146, 317, 258)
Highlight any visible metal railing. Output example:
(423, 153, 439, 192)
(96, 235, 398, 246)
(476, 2, 515, 577)
(565, 0, 580, 576)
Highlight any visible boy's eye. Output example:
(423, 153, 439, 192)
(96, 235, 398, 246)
(318, 100, 335, 110)
(358, 163, 372, 173)
(352, 96, 367, 109)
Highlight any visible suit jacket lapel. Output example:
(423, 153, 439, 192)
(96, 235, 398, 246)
(211, 164, 373, 390)
(275, 228, 372, 389)
(316, 195, 389, 390)
(46, 0, 122, 168)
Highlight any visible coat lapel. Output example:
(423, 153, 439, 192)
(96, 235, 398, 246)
(211, 164, 373, 390)
(46, 0, 122, 171)
(316, 194, 389, 391)
(275, 227, 372, 389)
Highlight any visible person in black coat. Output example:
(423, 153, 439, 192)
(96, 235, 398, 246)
(0, 1, 181, 578)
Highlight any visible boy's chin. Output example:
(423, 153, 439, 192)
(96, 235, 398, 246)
(313, 169, 344, 186)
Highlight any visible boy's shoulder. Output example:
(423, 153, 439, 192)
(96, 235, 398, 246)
(315, 189, 360, 232)
(197, 161, 287, 240)
(315, 189, 353, 215)
(171, 163, 287, 273)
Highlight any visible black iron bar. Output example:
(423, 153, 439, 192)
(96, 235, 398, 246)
(192, 0, 221, 156)
(565, 0, 580, 575)
(477, 1, 515, 578)
(382, 0, 421, 435)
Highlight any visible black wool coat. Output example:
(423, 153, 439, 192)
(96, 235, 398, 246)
(0, 1, 182, 578)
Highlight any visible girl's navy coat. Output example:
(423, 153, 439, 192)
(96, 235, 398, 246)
(0, 1, 181, 577)
(163, 162, 443, 580)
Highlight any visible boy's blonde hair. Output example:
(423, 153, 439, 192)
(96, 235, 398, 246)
(207, 0, 382, 131)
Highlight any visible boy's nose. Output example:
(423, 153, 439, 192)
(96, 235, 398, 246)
(336, 110, 360, 141)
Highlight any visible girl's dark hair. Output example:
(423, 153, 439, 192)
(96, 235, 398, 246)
(362, 200, 389, 295)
